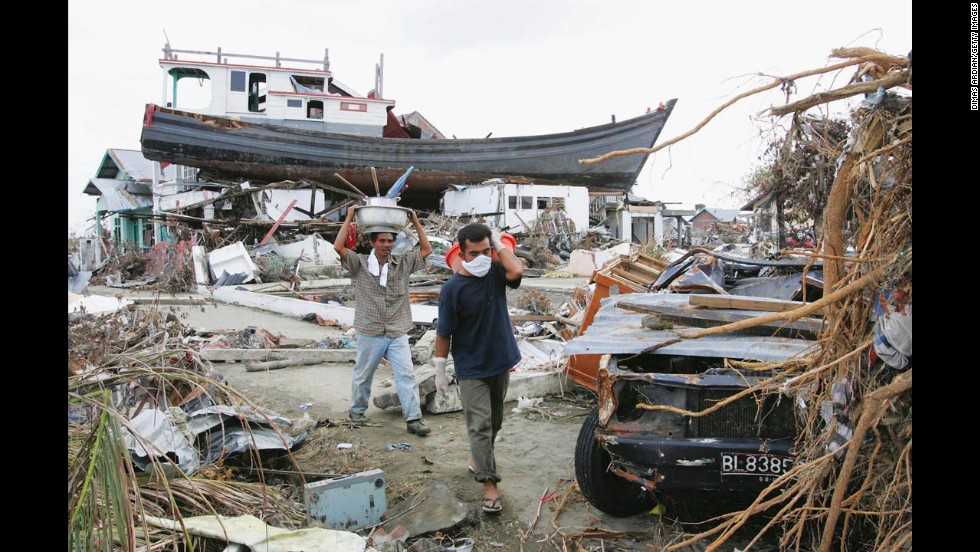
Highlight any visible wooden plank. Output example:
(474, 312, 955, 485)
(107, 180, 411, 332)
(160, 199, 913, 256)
(511, 315, 559, 323)
(635, 254, 669, 271)
(618, 300, 824, 338)
(260, 199, 298, 245)
(592, 272, 646, 293)
(689, 294, 825, 316)
(613, 267, 653, 286)
(624, 259, 663, 278)
(198, 348, 356, 363)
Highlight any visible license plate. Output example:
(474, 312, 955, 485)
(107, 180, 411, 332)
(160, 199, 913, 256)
(720, 452, 793, 477)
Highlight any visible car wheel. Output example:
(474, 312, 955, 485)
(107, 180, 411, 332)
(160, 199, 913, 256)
(574, 408, 656, 517)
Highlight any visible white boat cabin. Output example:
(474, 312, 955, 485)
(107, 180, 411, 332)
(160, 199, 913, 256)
(159, 44, 395, 137)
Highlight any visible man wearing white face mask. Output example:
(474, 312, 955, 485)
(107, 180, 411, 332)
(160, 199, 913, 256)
(334, 207, 433, 437)
(433, 223, 523, 514)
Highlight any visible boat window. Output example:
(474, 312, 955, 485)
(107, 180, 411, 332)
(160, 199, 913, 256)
(230, 71, 246, 92)
(291, 75, 324, 93)
(287, 99, 303, 108)
(169, 68, 211, 110)
(508, 196, 517, 209)
(308, 100, 324, 119)
(538, 198, 552, 209)
(248, 73, 267, 113)
(520, 196, 533, 209)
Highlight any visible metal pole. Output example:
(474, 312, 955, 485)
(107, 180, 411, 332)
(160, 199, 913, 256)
(152, 162, 163, 244)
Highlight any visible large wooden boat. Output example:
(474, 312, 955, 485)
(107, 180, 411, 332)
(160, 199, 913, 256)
(139, 44, 676, 204)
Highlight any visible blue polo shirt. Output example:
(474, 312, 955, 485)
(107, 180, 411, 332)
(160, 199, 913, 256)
(436, 263, 522, 379)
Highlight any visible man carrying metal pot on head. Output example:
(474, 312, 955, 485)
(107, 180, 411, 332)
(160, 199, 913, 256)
(433, 223, 523, 513)
(334, 207, 433, 437)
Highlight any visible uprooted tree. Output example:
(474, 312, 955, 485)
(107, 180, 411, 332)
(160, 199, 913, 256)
(581, 46, 911, 551)
(742, 114, 851, 246)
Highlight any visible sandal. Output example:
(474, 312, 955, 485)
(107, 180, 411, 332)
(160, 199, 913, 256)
(467, 464, 476, 475)
(481, 496, 502, 513)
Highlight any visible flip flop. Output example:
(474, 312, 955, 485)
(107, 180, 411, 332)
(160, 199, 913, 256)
(482, 496, 502, 513)
(467, 464, 476, 474)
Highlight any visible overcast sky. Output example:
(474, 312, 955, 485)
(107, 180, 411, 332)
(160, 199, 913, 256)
(68, 0, 911, 233)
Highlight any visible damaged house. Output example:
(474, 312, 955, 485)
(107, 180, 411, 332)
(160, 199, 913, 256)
(82, 149, 176, 252)
(441, 180, 590, 234)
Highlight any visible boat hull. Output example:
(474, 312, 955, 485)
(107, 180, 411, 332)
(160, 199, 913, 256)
(140, 100, 676, 204)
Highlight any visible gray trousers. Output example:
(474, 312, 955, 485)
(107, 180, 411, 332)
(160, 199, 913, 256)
(458, 370, 510, 484)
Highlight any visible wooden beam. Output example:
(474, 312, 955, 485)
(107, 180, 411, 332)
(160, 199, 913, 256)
(509, 314, 581, 327)
(613, 267, 652, 286)
(511, 315, 559, 323)
(260, 199, 298, 245)
(689, 294, 825, 316)
(621, 261, 661, 279)
(618, 300, 825, 338)
(245, 358, 323, 372)
(633, 254, 668, 271)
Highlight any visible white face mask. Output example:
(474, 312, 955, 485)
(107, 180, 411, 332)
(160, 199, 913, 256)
(461, 254, 492, 277)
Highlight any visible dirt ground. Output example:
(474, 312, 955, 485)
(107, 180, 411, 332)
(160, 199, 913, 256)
(87, 281, 742, 551)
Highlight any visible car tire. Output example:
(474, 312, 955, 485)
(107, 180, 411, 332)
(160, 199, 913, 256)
(574, 408, 656, 517)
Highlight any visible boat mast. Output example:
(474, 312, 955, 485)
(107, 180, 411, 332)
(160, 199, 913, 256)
(375, 54, 383, 98)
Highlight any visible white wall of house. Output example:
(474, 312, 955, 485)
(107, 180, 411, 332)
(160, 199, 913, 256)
(619, 207, 664, 245)
(159, 190, 222, 213)
(442, 183, 589, 233)
(263, 189, 334, 221)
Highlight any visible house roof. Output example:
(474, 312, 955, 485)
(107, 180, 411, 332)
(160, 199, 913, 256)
(689, 207, 741, 223)
(397, 111, 447, 139)
(741, 191, 774, 211)
(98, 149, 177, 182)
(625, 193, 656, 205)
(82, 179, 153, 212)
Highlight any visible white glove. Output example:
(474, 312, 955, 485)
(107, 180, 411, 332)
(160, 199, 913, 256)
(490, 228, 506, 252)
(433, 357, 449, 394)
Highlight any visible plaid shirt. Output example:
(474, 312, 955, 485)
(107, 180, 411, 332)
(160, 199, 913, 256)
(343, 249, 424, 337)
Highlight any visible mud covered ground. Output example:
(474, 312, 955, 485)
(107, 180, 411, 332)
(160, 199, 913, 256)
(90, 282, 785, 551)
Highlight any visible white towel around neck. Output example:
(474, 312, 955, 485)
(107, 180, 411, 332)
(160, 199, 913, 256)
(367, 250, 389, 287)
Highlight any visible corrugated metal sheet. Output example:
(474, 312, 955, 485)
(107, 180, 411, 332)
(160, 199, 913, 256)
(562, 294, 816, 362)
(83, 179, 153, 212)
(517, 339, 565, 370)
(110, 148, 177, 181)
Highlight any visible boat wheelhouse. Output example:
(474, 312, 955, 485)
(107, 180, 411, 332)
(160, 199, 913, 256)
(159, 43, 394, 137)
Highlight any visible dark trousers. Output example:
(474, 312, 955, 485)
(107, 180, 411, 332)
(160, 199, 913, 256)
(458, 370, 510, 483)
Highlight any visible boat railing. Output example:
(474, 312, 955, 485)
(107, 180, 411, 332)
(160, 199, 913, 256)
(162, 43, 330, 71)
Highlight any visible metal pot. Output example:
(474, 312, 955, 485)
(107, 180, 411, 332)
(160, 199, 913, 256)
(364, 196, 401, 207)
(355, 201, 410, 233)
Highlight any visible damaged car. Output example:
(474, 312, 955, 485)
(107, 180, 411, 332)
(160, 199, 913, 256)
(565, 292, 818, 517)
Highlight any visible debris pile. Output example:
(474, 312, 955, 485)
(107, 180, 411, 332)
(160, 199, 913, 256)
(68, 305, 310, 550)
(579, 46, 911, 551)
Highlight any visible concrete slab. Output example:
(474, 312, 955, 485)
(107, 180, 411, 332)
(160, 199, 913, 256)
(211, 288, 439, 326)
(386, 482, 474, 538)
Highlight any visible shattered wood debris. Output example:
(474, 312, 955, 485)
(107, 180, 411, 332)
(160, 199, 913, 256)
(68, 305, 310, 550)
(572, 46, 911, 552)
